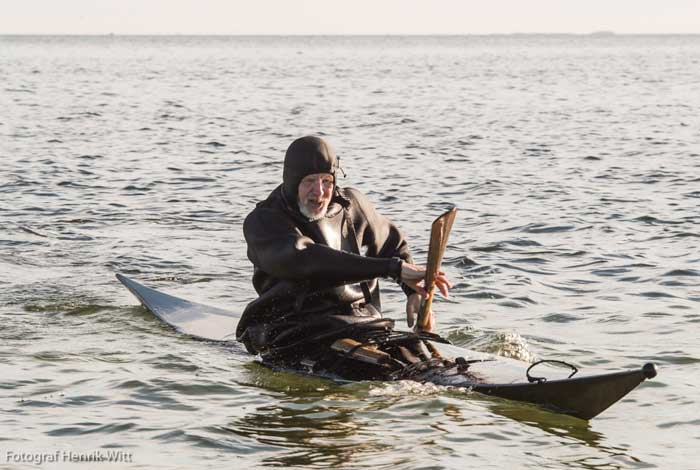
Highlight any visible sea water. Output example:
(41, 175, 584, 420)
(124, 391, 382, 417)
(1, 35, 699, 469)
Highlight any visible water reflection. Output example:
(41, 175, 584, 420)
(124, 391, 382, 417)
(481, 398, 605, 446)
(229, 362, 651, 469)
(231, 409, 389, 468)
(230, 363, 398, 468)
(449, 393, 655, 469)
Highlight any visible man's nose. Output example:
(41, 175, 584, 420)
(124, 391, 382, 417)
(311, 179, 324, 195)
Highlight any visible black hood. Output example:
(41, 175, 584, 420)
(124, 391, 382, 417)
(282, 136, 337, 205)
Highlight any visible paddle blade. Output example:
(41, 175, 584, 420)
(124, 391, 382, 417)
(417, 207, 457, 329)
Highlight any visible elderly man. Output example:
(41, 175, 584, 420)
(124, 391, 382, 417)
(236, 136, 451, 378)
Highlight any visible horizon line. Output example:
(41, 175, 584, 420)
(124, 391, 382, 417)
(2, 32, 700, 37)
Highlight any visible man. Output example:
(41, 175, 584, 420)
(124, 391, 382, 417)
(236, 136, 451, 378)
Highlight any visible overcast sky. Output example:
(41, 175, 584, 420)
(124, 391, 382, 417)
(2, 0, 699, 35)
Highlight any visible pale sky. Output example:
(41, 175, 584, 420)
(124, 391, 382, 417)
(2, 0, 699, 35)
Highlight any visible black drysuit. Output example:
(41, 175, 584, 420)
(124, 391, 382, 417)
(236, 137, 414, 361)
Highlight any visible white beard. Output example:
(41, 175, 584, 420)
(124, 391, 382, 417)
(299, 201, 327, 221)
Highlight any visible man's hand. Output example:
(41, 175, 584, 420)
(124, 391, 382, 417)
(405, 293, 436, 331)
(400, 262, 452, 298)
(401, 262, 452, 332)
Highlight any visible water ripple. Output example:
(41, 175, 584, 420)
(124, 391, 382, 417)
(2, 34, 699, 470)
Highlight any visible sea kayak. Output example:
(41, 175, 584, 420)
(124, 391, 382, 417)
(116, 274, 656, 420)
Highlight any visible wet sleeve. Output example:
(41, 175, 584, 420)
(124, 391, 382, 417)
(244, 208, 402, 285)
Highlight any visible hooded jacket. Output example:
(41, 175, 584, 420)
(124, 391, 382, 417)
(237, 137, 414, 355)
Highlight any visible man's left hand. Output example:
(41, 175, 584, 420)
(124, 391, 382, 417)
(400, 262, 452, 297)
(405, 292, 435, 332)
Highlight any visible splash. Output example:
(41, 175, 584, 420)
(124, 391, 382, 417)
(368, 380, 447, 397)
(368, 380, 474, 398)
(466, 330, 537, 363)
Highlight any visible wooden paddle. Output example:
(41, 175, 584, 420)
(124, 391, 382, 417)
(416, 207, 457, 330)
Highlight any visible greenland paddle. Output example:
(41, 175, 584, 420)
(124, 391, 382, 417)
(416, 207, 457, 330)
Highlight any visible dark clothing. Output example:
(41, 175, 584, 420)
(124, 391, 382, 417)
(237, 184, 414, 357)
(235, 137, 461, 383)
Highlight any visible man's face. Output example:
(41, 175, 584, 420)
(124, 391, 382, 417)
(297, 172, 334, 220)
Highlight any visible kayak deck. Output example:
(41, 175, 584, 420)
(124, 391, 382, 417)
(116, 274, 657, 420)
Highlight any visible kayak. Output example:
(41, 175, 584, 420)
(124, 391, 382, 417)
(116, 274, 657, 420)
